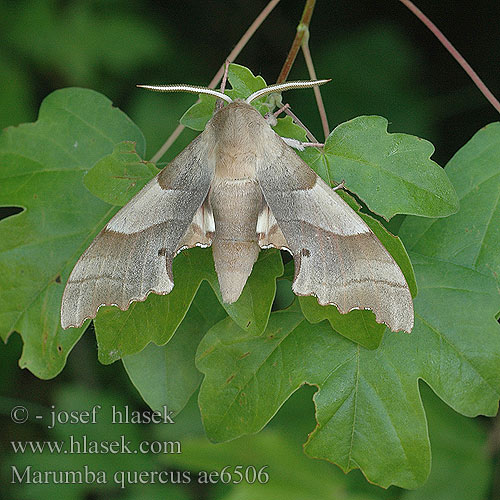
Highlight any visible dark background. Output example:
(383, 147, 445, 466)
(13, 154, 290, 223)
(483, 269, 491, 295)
(1, 0, 499, 163)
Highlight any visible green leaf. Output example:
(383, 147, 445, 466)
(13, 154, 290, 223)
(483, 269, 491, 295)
(0, 88, 145, 378)
(217, 250, 283, 337)
(197, 307, 427, 488)
(225, 63, 267, 100)
(271, 115, 308, 141)
(123, 282, 226, 414)
(180, 64, 268, 131)
(95, 247, 283, 364)
(225, 63, 269, 114)
(84, 141, 158, 206)
(94, 248, 209, 365)
(306, 116, 459, 219)
(399, 122, 500, 288)
(299, 296, 386, 350)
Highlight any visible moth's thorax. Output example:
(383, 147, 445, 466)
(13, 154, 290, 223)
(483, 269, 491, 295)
(208, 100, 272, 180)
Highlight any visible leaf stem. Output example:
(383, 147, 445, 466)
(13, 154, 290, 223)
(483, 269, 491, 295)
(301, 35, 330, 140)
(398, 0, 500, 114)
(150, 0, 281, 163)
(276, 0, 316, 84)
(276, 0, 329, 141)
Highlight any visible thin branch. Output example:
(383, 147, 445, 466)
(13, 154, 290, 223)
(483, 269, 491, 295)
(274, 102, 290, 117)
(301, 35, 329, 140)
(283, 106, 319, 143)
(275, 0, 328, 142)
(150, 0, 281, 163)
(150, 127, 181, 164)
(274, 102, 320, 143)
(276, 0, 316, 84)
(398, 0, 500, 114)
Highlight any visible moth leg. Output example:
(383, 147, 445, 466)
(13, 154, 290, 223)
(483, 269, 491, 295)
(280, 137, 324, 151)
(332, 180, 345, 191)
(215, 61, 230, 111)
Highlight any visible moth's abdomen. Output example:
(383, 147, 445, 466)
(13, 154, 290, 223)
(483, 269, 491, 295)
(209, 178, 262, 303)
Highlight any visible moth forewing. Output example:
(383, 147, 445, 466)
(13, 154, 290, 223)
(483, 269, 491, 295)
(60, 133, 214, 329)
(254, 125, 414, 333)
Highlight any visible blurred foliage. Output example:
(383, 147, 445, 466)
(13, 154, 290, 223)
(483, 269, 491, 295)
(1, 0, 499, 498)
(1, 331, 493, 499)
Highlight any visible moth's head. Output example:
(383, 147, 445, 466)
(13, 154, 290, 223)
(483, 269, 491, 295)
(208, 99, 264, 135)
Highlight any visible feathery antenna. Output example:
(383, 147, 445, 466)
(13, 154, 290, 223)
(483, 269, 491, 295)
(246, 79, 331, 103)
(137, 84, 233, 103)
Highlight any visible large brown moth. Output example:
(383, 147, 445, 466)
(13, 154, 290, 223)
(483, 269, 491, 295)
(61, 79, 414, 333)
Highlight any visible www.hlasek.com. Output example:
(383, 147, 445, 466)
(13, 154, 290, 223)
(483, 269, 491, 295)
(11, 435, 181, 455)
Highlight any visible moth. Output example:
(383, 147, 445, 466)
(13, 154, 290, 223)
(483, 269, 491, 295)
(61, 79, 414, 332)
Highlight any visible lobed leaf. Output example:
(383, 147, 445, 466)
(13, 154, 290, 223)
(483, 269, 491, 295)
(180, 64, 268, 131)
(305, 116, 459, 220)
(399, 122, 500, 288)
(225, 63, 267, 101)
(0, 88, 145, 378)
(271, 115, 308, 140)
(197, 255, 500, 489)
(195, 123, 500, 488)
(180, 94, 216, 132)
(163, 384, 490, 500)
